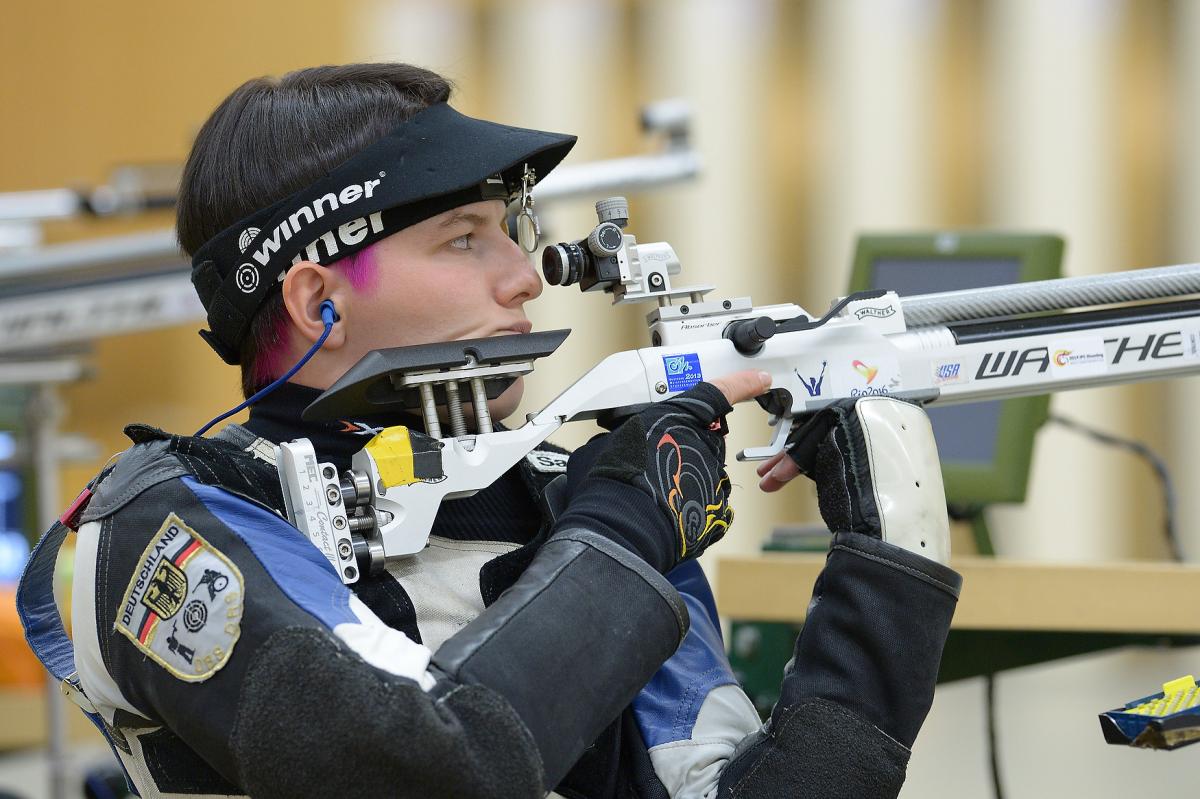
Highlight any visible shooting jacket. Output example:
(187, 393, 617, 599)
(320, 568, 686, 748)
(20, 382, 761, 798)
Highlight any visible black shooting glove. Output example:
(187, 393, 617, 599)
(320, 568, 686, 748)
(785, 395, 949, 562)
(554, 382, 735, 574)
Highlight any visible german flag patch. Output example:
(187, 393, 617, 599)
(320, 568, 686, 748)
(115, 513, 244, 681)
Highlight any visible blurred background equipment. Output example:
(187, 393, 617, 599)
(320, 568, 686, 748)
(1100, 674, 1200, 750)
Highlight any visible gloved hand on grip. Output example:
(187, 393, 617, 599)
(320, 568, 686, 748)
(758, 395, 950, 564)
(719, 396, 962, 799)
(555, 371, 772, 574)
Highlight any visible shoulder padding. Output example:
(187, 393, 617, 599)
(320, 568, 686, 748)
(81, 439, 187, 522)
(81, 428, 284, 523)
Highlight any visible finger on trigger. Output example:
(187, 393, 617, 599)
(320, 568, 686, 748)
(709, 370, 773, 406)
(756, 450, 788, 477)
(758, 455, 801, 492)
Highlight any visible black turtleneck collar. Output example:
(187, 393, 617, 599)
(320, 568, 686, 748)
(236, 381, 546, 545)
(239, 382, 424, 474)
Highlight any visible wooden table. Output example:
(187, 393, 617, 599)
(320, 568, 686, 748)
(718, 554, 1200, 689)
(717, 554, 1200, 633)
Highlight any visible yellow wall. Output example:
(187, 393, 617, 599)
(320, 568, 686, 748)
(1, 1, 368, 495)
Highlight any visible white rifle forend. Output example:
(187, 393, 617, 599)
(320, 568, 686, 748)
(281, 261, 1200, 581)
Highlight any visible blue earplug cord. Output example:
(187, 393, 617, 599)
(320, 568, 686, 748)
(194, 299, 339, 437)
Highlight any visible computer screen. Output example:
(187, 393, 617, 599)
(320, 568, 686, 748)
(848, 234, 1064, 505)
(869, 257, 1021, 465)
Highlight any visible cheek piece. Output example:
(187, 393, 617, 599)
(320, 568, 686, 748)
(193, 300, 339, 437)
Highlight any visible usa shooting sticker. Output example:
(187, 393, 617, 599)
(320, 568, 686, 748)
(663, 353, 703, 393)
(115, 513, 244, 682)
(931, 360, 970, 387)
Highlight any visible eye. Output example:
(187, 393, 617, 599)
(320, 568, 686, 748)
(450, 233, 473, 251)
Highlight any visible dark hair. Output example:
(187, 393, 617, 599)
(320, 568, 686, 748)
(177, 63, 453, 398)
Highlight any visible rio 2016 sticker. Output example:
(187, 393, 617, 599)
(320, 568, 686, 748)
(828, 352, 902, 397)
(663, 353, 703, 392)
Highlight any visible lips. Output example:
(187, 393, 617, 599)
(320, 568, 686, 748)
(493, 321, 532, 336)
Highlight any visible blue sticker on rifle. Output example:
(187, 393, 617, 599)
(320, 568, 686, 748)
(663, 353, 703, 392)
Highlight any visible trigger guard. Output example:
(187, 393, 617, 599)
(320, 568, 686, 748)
(736, 415, 793, 462)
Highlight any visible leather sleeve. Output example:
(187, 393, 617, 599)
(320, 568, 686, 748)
(86, 472, 544, 797)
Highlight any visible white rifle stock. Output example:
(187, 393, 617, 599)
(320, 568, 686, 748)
(279, 206, 1200, 581)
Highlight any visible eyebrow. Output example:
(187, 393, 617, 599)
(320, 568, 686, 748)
(438, 211, 492, 229)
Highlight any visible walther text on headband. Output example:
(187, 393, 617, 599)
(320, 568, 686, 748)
(190, 102, 576, 365)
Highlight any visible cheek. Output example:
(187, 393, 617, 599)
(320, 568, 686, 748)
(354, 262, 470, 344)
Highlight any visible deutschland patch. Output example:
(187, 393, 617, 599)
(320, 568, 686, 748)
(115, 513, 244, 682)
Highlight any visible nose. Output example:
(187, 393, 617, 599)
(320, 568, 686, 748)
(496, 237, 543, 307)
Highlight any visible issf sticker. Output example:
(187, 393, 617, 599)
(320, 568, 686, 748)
(663, 353, 703, 392)
(115, 513, 244, 682)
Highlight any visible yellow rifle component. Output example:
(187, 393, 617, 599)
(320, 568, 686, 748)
(365, 427, 420, 488)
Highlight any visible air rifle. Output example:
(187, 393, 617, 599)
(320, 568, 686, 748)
(277, 197, 1200, 583)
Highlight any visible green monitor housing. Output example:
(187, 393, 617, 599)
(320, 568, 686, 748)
(847, 232, 1064, 507)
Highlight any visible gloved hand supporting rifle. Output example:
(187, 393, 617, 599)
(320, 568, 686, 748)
(719, 396, 962, 799)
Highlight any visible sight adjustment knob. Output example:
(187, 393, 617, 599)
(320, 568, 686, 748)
(595, 196, 629, 228)
(587, 222, 624, 257)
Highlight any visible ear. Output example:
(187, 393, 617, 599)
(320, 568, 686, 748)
(281, 262, 349, 349)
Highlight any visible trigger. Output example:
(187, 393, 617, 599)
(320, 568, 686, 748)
(755, 387, 790, 417)
(736, 416, 792, 462)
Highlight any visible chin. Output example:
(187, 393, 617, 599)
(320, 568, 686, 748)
(486, 378, 525, 422)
